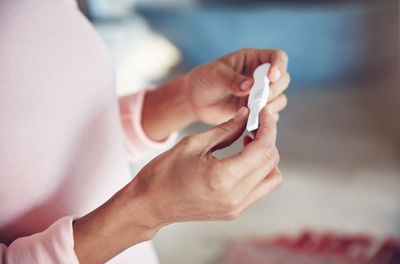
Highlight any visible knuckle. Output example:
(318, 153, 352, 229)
(207, 174, 232, 194)
(261, 146, 280, 166)
(275, 172, 283, 188)
(222, 195, 244, 211)
(271, 115, 278, 129)
(265, 115, 278, 132)
(281, 95, 288, 108)
(223, 209, 241, 221)
(286, 73, 291, 84)
(274, 114, 280, 122)
(240, 47, 252, 53)
(276, 49, 289, 62)
(223, 161, 237, 178)
(260, 146, 274, 162)
(179, 136, 191, 147)
(272, 147, 281, 165)
(217, 120, 235, 134)
(179, 135, 198, 150)
(269, 170, 283, 191)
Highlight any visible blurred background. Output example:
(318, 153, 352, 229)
(79, 0, 399, 263)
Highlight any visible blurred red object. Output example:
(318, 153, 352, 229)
(222, 231, 400, 264)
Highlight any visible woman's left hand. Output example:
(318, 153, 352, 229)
(141, 48, 290, 141)
(185, 48, 290, 124)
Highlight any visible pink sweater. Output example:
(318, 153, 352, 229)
(0, 0, 174, 262)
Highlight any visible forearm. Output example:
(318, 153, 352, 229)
(73, 181, 162, 264)
(142, 75, 196, 141)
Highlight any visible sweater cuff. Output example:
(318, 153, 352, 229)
(2, 216, 79, 263)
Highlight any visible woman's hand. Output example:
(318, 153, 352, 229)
(134, 106, 281, 224)
(74, 106, 281, 263)
(142, 48, 290, 141)
(185, 48, 290, 124)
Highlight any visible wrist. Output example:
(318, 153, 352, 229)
(122, 178, 166, 232)
(142, 75, 196, 141)
(73, 185, 161, 263)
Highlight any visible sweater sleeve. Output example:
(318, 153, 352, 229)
(118, 90, 177, 163)
(0, 216, 79, 264)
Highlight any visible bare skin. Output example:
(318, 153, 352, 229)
(142, 48, 289, 141)
(73, 48, 290, 263)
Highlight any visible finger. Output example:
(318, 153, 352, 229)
(223, 107, 278, 176)
(254, 107, 277, 141)
(206, 95, 248, 125)
(196, 107, 249, 153)
(234, 168, 283, 214)
(236, 48, 288, 74)
(216, 63, 253, 96)
(247, 167, 283, 203)
(233, 154, 281, 198)
(268, 94, 288, 115)
(268, 72, 291, 102)
(267, 50, 289, 83)
(219, 49, 289, 96)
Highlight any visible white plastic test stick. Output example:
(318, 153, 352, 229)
(246, 63, 271, 131)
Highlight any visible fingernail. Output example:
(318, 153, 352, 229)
(234, 107, 248, 120)
(273, 70, 281, 81)
(240, 79, 252, 91)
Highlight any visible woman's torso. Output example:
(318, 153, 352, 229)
(0, 0, 158, 262)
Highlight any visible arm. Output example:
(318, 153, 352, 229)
(0, 79, 192, 263)
(73, 106, 282, 264)
(119, 49, 289, 158)
(0, 94, 283, 264)
(72, 184, 161, 263)
(77, 48, 289, 263)
(141, 76, 195, 141)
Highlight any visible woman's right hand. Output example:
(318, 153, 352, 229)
(73, 106, 282, 264)
(131, 106, 282, 226)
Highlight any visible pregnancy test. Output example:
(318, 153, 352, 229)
(246, 63, 271, 131)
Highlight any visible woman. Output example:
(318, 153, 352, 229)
(0, 0, 290, 263)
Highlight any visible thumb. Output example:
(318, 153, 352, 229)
(219, 65, 253, 96)
(198, 107, 249, 152)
